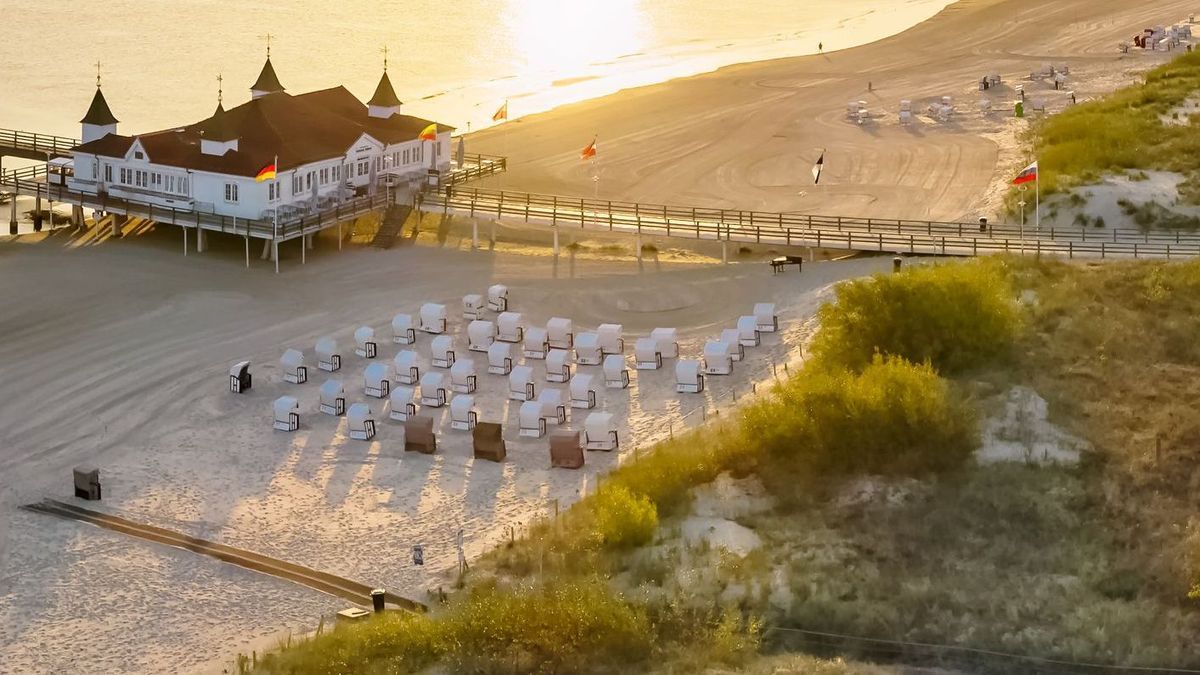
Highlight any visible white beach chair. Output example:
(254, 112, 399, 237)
(392, 313, 416, 345)
(431, 335, 456, 369)
(420, 372, 448, 408)
(603, 354, 630, 389)
(597, 323, 624, 355)
(523, 326, 549, 360)
(487, 284, 509, 312)
(651, 327, 679, 359)
(634, 337, 662, 370)
(546, 349, 573, 383)
(537, 389, 568, 425)
(273, 396, 300, 432)
(703, 341, 733, 376)
(547, 317, 573, 350)
(462, 294, 485, 321)
(450, 395, 478, 431)
(900, 99, 913, 112)
(497, 312, 524, 343)
(393, 350, 420, 386)
(354, 326, 378, 359)
(467, 320, 497, 352)
(450, 360, 478, 394)
(570, 373, 598, 409)
(318, 379, 346, 416)
(347, 403, 376, 441)
(899, 110, 913, 126)
(584, 412, 619, 452)
(488, 341, 514, 375)
(389, 385, 418, 422)
(364, 362, 392, 399)
(736, 315, 761, 348)
(721, 329, 747, 362)
(229, 360, 252, 393)
(519, 400, 546, 438)
(509, 365, 536, 401)
(574, 332, 602, 365)
(315, 337, 342, 372)
(419, 302, 447, 334)
(281, 349, 308, 384)
(754, 303, 778, 333)
(676, 359, 705, 394)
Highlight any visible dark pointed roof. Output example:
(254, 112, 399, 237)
(367, 71, 402, 108)
(81, 88, 118, 126)
(199, 105, 238, 142)
(251, 57, 285, 94)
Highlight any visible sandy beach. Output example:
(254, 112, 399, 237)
(467, 0, 1198, 222)
(2, 0, 1198, 672)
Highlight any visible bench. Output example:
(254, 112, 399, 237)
(770, 256, 804, 274)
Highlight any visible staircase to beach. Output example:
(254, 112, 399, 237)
(371, 203, 412, 249)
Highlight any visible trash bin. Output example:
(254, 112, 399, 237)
(979, 217, 988, 233)
(893, 256, 903, 273)
(370, 589, 386, 613)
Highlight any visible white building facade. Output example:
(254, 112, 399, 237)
(68, 58, 453, 221)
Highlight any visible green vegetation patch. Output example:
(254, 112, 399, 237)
(1032, 51, 1200, 198)
(809, 260, 1021, 374)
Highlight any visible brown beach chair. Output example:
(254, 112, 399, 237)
(73, 465, 101, 500)
(473, 422, 506, 462)
(404, 416, 437, 455)
(549, 429, 584, 470)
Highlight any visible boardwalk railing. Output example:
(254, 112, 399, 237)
(0, 128, 80, 159)
(1, 165, 392, 242)
(444, 152, 507, 187)
(423, 186, 1200, 259)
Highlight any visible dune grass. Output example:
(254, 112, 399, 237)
(258, 258, 1200, 673)
(1031, 50, 1200, 198)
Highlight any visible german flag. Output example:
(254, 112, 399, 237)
(418, 123, 438, 141)
(580, 137, 597, 161)
(255, 162, 277, 182)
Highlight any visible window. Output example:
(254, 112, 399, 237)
(292, 175, 302, 195)
(357, 160, 368, 176)
(224, 182, 238, 202)
(104, 164, 112, 182)
(180, 177, 188, 195)
(320, 168, 327, 184)
(403, 149, 409, 165)
(333, 165, 340, 181)
(269, 182, 278, 200)
(305, 172, 312, 190)
(167, 175, 174, 193)
(134, 150, 144, 160)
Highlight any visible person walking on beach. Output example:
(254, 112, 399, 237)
(818, 42, 824, 53)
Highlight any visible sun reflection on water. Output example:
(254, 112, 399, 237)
(503, 0, 651, 79)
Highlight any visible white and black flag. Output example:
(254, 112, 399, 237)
(812, 151, 825, 185)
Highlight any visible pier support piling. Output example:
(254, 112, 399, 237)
(722, 240, 728, 264)
(273, 239, 280, 274)
(72, 205, 84, 229)
(183, 226, 188, 256)
(244, 232, 250, 269)
(553, 227, 560, 256)
(472, 219, 479, 250)
(9, 193, 17, 235)
(301, 235, 306, 264)
(196, 227, 206, 253)
(636, 233, 642, 260)
(33, 191, 42, 232)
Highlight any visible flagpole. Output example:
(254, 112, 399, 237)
(273, 154, 279, 274)
(1035, 166, 1040, 233)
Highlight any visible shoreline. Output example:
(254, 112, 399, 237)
(463, 0, 1196, 224)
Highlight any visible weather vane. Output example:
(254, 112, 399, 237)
(381, 45, 389, 72)
(217, 73, 223, 105)
(259, 32, 275, 58)
(95, 60, 102, 89)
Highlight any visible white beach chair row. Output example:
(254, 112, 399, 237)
(270, 378, 619, 451)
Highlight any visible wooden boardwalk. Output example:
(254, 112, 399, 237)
(422, 185, 1200, 260)
(22, 498, 425, 612)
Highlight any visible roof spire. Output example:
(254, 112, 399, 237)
(217, 73, 223, 106)
(95, 60, 102, 89)
(382, 45, 389, 72)
(260, 32, 274, 58)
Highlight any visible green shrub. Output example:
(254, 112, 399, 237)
(587, 484, 659, 550)
(259, 581, 652, 675)
(446, 581, 652, 674)
(743, 356, 977, 482)
(809, 261, 1021, 374)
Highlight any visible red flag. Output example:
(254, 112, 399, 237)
(580, 138, 597, 160)
(1012, 161, 1038, 185)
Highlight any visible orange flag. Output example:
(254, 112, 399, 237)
(580, 138, 597, 160)
(418, 123, 438, 141)
(492, 101, 508, 122)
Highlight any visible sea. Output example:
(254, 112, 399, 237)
(0, 0, 954, 140)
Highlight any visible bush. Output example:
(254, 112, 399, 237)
(809, 261, 1021, 374)
(259, 581, 652, 675)
(586, 485, 659, 550)
(743, 356, 977, 482)
(447, 581, 652, 674)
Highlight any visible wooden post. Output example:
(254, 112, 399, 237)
(472, 218, 479, 250)
(301, 231, 306, 264)
(183, 225, 188, 256)
(553, 227, 559, 256)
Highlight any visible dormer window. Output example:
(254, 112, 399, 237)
(134, 151, 144, 160)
